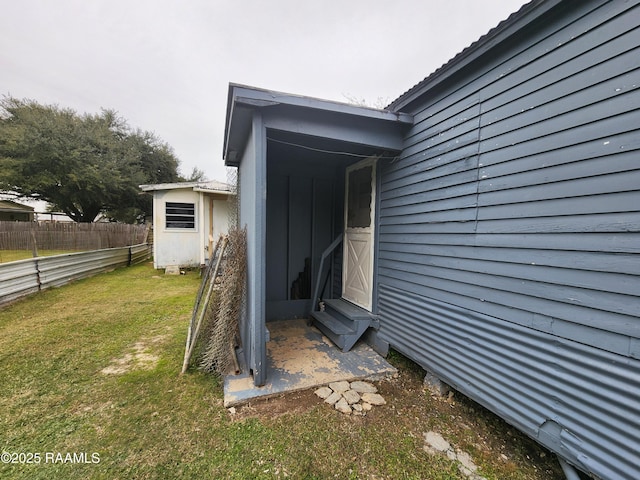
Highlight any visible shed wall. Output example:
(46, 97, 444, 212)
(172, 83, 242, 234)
(379, 2, 640, 479)
(153, 189, 201, 269)
(152, 189, 229, 269)
(209, 197, 230, 255)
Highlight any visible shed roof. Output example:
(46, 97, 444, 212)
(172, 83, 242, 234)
(139, 180, 233, 195)
(224, 84, 413, 166)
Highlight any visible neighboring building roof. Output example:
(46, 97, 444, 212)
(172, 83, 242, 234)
(387, 0, 563, 111)
(139, 180, 234, 195)
(0, 199, 35, 213)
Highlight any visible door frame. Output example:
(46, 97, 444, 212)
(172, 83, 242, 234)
(342, 156, 377, 311)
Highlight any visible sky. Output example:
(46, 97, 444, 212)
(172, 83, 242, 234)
(1, 0, 527, 183)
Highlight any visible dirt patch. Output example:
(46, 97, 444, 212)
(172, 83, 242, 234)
(101, 335, 167, 375)
(224, 357, 564, 479)
(228, 389, 320, 421)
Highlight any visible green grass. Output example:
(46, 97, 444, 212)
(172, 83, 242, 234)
(0, 263, 565, 479)
(0, 250, 82, 263)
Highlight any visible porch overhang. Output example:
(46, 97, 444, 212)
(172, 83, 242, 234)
(223, 83, 413, 166)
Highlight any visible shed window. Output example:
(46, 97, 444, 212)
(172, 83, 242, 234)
(166, 202, 195, 229)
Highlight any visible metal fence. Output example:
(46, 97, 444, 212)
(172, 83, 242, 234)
(0, 244, 151, 307)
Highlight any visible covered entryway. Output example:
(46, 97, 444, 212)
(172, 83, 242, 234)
(223, 84, 412, 386)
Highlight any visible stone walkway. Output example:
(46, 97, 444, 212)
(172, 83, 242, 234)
(314, 380, 386, 415)
(315, 379, 487, 479)
(423, 431, 487, 480)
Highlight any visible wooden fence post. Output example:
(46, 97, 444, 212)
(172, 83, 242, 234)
(30, 230, 38, 258)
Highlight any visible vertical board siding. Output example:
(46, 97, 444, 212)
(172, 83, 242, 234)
(380, 1, 640, 479)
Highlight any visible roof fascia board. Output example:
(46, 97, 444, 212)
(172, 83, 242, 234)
(231, 84, 413, 124)
(139, 184, 195, 192)
(192, 187, 233, 195)
(140, 182, 231, 193)
(388, 0, 564, 111)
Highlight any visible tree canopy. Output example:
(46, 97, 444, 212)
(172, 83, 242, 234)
(0, 96, 183, 222)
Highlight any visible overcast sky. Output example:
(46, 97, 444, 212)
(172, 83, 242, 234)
(2, 0, 526, 182)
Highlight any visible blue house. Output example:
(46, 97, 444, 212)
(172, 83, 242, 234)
(223, 1, 639, 479)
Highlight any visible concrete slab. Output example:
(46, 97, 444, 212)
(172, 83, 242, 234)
(164, 265, 181, 275)
(223, 318, 397, 407)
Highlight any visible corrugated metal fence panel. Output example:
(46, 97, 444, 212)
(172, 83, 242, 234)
(378, 286, 640, 480)
(379, 2, 640, 479)
(0, 260, 40, 306)
(0, 244, 151, 306)
(130, 244, 152, 265)
(37, 248, 131, 289)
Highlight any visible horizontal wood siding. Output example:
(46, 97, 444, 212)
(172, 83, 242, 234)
(379, 1, 640, 479)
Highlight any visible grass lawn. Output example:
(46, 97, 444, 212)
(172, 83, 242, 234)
(0, 250, 81, 263)
(0, 262, 565, 479)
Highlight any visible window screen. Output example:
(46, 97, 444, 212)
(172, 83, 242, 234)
(166, 202, 195, 229)
(347, 166, 372, 228)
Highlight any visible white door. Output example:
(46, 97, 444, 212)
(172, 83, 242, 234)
(342, 157, 377, 311)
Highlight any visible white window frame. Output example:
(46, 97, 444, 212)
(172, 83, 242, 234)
(165, 201, 196, 229)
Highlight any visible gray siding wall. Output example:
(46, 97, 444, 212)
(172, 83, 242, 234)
(238, 112, 267, 386)
(379, 2, 640, 479)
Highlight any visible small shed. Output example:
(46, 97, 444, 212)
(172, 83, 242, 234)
(139, 180, 233, 269)
(0, 199, 35, 222)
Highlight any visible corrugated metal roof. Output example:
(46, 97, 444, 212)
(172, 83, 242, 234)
(386, 0, 559, 111)
(139, 180, 233, 194)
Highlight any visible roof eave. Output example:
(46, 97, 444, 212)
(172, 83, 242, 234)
(192, 187, 233, 195)
(139, 181, 231, 193)
(223, 83, 413, 167)
(387, 0, 564, 111)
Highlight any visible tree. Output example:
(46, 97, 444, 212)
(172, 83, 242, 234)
(0, 96, 180, 222)
(103, 129, 181, 223)
(181, 166, 207, 182)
